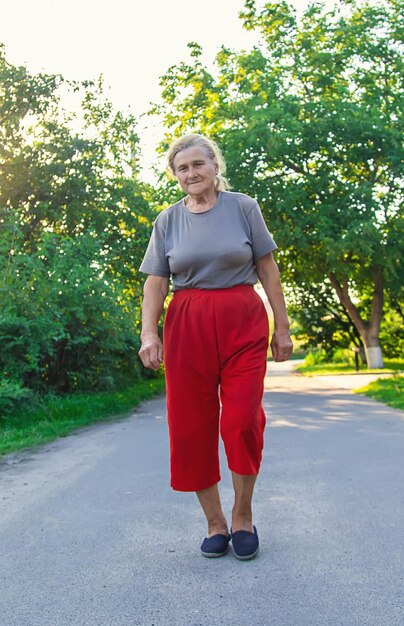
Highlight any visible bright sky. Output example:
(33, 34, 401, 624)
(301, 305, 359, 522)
(1, 0, 336, 181)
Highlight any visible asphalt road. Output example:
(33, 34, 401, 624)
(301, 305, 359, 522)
(1, 363, 403, 626)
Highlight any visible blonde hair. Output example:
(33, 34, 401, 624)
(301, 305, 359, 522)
(167, 133, 231, 191)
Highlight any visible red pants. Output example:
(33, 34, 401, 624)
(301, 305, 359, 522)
(163, 284, 269, 492)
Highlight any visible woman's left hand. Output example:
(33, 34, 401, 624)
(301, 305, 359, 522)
(270, 330, 294, 362)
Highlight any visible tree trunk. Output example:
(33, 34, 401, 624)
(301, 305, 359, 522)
(363, 345, 384, 369)
(328, 269, 384, 369)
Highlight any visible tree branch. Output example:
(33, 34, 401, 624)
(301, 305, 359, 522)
(328, 273, 368, 338)
(283, 159, 305, 174)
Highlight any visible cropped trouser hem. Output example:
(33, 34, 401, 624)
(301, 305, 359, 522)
(170, 474, 222, 493)
(163, 285, 269, 493)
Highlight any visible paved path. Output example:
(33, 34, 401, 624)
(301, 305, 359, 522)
(1, 364, 403, 626)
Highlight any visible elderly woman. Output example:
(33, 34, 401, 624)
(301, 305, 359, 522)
(138, 133, 293, 560)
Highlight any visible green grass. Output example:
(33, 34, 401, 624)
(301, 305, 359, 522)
(354, 375, 404, 411)
(0, 375, 166, 459)
(294, 358, 404, 376)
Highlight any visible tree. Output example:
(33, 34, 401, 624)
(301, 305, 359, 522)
(0, 46, 157, 413)
(152, 0, 404, 368)
(286, 280, 364, 355)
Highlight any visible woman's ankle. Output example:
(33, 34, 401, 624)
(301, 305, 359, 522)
(231, 509, 253, 533)
(207, 516, 229, 537)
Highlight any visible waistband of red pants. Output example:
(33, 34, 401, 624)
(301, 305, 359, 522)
(172, 284, 255, 300)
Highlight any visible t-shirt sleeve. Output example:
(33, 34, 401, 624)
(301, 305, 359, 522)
(247, 202, 278, 261)
(139, 220, 171, 277)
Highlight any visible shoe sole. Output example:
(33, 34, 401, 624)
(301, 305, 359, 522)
(201, 547, 229, 558)
(233, 546, 259, 561)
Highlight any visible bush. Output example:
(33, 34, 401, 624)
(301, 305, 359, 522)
(0, 378, 35, 416)
(304, 348, 356, 367)
(0, 231, 147, 415)
(379, 308, 404, 359)
(303, 350, 329, 366)
(330, 348, 355, 365)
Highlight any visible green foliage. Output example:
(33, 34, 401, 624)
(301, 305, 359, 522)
(302, 350, 330, 366)
(288, 275, 404, 359)
(286, 280, 361, 356)
(355, 374, 404, 410)
(379, 305, 404, 358)
(303, 348, 356, 367)
(0, 46, 157, 416)
(1, 231, 141, 396)
(0, 379, 34, 415)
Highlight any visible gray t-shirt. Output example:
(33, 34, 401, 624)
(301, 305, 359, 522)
(139, 191, 277, 291)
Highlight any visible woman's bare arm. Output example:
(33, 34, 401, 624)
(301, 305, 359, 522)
(138, 275, 169, 369)
(255, 253, 293, 362)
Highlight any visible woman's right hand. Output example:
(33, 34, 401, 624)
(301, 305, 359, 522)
(138, 334, 164, 370)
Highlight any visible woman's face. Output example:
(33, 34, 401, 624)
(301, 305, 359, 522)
(173, 146, 218, 197)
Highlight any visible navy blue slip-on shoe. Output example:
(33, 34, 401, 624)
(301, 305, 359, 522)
(200, 533, 231, 558)
(231, 526, 259, 561)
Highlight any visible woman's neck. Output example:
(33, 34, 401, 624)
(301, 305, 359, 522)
(185, 188, 219, 212)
